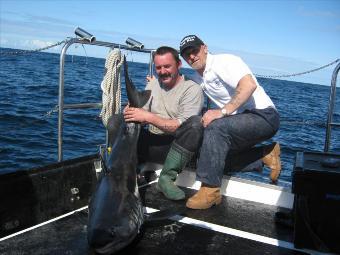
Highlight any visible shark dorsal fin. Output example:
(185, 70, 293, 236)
(124, 56, 151, 108)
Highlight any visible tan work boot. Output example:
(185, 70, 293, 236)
(263, 142, 281, 183)
(186, 186, 222, 209)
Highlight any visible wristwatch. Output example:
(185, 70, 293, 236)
(221, 108, 228, 117)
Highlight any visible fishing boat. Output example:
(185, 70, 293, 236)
(1, 28, 339, 255)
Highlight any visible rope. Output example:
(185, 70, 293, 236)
(0, 39, 71, 55)
(255, 58, 340, 78)
(100, 49, 123, 127)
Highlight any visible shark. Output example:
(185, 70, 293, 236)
(87, 56, 151, 254)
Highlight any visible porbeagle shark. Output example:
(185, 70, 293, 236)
(87, 56, 151, 254)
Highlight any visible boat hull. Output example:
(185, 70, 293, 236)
(0, 154, 98, 238)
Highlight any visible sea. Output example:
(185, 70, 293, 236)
(1, 48, 339, 188)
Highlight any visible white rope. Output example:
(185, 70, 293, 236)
(100, 49, 123, 127)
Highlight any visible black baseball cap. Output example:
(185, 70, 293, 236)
(179, 35, 204, 56)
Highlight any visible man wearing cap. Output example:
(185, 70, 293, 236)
(179, 35, 281, 210)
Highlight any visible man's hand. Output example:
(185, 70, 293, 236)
(146, 75, 156, 82)
(124, 105, 180, 133)
(123, 105, 152, 123)
(201, 109, 223, 127)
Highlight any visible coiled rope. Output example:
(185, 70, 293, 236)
(100, 49, 123, 127)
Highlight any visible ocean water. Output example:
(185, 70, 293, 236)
(1, 48, 339, 187)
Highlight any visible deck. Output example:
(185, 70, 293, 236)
(0, 178, 310, 255)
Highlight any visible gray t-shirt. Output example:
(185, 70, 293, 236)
(143, 75, 204, 134)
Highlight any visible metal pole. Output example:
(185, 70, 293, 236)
(57, 38, 155, 162)
(58, 39, 77, 161)
(79, 40, 154, 53)
(324, 61, 340, 152)
(148, 50, 155, 77)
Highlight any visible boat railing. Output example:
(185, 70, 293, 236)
(324, 61, 340, 153)
(56, 29, 340, 161)
(58, 36, 155, 161)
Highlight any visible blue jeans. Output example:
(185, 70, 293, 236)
(196, 107, 280, 186)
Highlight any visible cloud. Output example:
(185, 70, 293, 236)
(1, 18, 74, 39)
(24, 14, 74, 26)
(1, 7, 336, 86)
(24, 39, 55, 48)
(2, 10, 74, 26)
(0, 37, 64, 53)
(297, 5, 340, 18)
(300, 10, 338, 18)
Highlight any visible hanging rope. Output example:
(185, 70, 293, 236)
(0, 39, 71, 56)
(255, 58, 340, 78)
(100, 49, 123, 127)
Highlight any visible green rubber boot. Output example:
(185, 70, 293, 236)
(157, 143, 194, 200)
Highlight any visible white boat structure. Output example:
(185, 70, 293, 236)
(0, 28, 339, 255)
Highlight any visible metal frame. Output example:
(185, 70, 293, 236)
(58, 38, 155, 161)
(57, 38, 339, 160)
(324, 61, 340, 152)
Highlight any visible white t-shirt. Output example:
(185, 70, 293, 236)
(191, 53, 275, 114)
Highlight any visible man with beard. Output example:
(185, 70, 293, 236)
(124, 46, 204, 201)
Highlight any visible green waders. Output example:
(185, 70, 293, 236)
(157, 142, 194, 200)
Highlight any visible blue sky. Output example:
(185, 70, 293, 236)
(1, 0, 339, 85)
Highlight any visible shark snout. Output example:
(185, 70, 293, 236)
(88, 225, 135, 254)
(88, 228, 114, 248)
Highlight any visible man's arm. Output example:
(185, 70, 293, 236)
(123, 106, 180, 133)
(124, 79, 203, 133)
(123, 78, 180, 133)
(223, 74, 257, 114)
(201, 74, 257, 127)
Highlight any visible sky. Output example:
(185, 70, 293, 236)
(1, 0, 340, 86)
